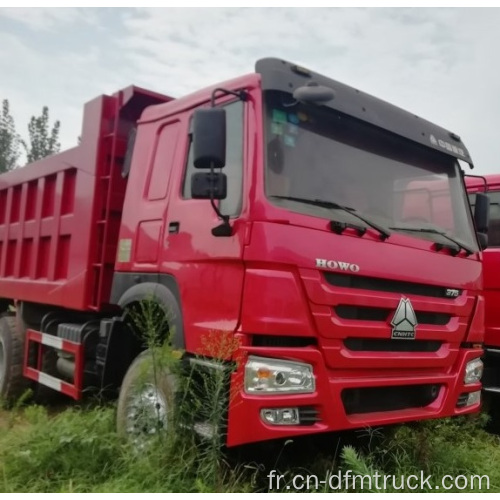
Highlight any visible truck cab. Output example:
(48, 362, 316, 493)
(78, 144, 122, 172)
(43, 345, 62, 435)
(113, 58, 486, 445)
(467, 174, 500, 428)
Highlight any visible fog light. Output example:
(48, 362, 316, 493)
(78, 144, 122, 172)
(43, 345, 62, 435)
(261, 407, 300, 425)
(464, 358, 483, 385)
(466, 390, 481, 406)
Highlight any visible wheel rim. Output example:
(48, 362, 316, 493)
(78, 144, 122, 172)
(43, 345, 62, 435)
(125, 383, 168, 446)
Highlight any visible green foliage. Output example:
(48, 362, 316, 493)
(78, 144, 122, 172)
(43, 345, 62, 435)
(359, 416, 500, 492)
(0, 99, 61, 170)
(22, 106, 60, 163)
(1, 401, 500, 492)
(0, 403, 252, 492)
(0, 100, 21, 173)
(0, 405, 121, 492)
(265, 417, 500, 493)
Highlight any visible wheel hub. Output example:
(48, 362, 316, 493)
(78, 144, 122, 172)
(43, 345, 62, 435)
(125, 383, 168, 444)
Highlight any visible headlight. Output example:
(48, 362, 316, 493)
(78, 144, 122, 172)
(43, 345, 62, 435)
(464, 358, 483, 385)
(244, 356, 315, 395)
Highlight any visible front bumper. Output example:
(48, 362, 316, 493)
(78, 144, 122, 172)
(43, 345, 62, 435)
(226, 346, 482, 447)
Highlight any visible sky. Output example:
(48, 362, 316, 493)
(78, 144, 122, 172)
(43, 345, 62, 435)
(0, 6, 499, 174)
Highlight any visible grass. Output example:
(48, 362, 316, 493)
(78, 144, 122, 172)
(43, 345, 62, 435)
(0, 403, 499, 492)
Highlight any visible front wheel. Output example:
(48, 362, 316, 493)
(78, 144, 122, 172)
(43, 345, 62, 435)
(116, 350, 178, 446)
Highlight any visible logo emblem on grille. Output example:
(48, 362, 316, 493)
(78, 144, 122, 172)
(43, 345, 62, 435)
(391, 298, 418, 340)
(315, 259, 360, 272)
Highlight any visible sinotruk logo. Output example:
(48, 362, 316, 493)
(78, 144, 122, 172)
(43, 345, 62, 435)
(390, 298, 418, 340)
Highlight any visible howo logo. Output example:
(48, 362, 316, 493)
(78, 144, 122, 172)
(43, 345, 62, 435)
(391, 298, 418, 340)
(315, 259, 360, 273)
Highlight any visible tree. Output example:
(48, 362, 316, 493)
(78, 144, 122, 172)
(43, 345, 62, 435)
(22, 106, 61, 163)
(0, 99, 21, 173)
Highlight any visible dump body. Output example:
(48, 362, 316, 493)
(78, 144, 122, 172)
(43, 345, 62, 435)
(0, 87, 172, 311)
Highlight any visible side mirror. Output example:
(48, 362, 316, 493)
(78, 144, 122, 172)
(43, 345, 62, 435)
(193, 108, 226, 169)
(191, 172, 227, 200)
(474, 192, 490, 234)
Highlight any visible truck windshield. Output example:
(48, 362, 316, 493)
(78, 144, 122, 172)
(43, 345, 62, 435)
(264, 90, 478, 252)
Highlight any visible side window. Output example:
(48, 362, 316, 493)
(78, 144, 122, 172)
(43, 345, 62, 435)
(148, 121, 181, 201)
(470, 191, 500, 247)
(183, 100, 244, 216)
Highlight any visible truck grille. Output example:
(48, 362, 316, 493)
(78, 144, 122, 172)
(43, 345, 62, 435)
(335, 305, 450, 325)
(344, 338, 442, 352)
(324, 272, 461, 299)
(342, 384, 441, 415)
(251, 335, 317, 347)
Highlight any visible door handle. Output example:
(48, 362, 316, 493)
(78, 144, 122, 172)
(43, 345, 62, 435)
(168, 222, 180, 234)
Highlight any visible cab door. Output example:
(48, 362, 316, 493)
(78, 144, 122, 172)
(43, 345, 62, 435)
(129, 120, 182, 269)
(161, 90, 257, 352)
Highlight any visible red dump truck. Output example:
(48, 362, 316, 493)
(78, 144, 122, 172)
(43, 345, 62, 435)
(467, 174, 500, 428)
(0, 58, 488, 446)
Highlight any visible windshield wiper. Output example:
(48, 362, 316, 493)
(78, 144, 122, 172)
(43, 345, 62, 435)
(389, 226, 475, 256)
(271, 195, 391, 240)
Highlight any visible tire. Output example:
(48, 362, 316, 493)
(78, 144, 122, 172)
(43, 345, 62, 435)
(0, 314, 30, 403)
(116, 350, 177, 446)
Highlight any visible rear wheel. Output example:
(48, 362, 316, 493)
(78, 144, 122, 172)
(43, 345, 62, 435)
(116, 350, 177, 447)
(0, 314, 30, 404)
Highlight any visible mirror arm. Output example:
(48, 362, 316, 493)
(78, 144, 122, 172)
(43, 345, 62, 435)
(209, 196, 231, 236)
(464, 173, 489, 192)
(210, 88, 248, 107)
(208, 162, 232, 237)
